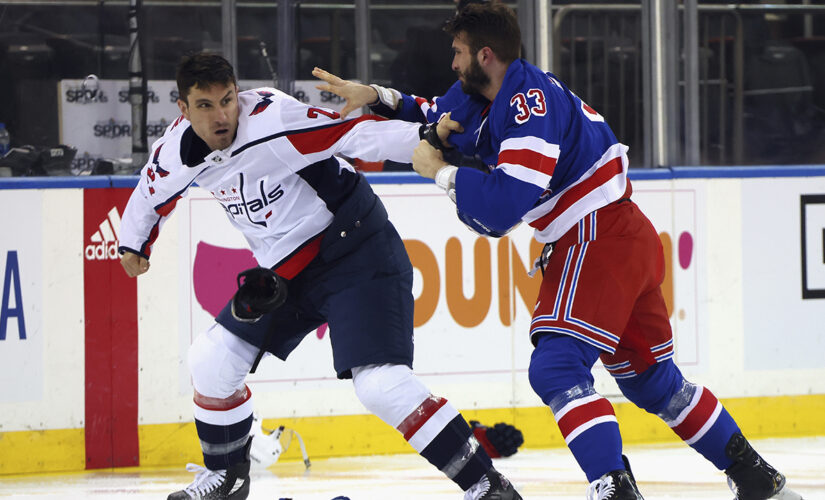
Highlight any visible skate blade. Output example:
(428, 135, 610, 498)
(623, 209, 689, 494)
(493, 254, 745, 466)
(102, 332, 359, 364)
(771, 486, 804, 500)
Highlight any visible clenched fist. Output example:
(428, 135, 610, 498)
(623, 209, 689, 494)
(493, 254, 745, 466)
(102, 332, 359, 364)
(120, 251, 149, 277)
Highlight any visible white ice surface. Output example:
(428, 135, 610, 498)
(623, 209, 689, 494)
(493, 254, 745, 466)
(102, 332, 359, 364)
(1, 437, 823, 499)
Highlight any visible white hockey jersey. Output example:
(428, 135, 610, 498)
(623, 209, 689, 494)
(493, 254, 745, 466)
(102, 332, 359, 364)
(118, 87, 420, 275)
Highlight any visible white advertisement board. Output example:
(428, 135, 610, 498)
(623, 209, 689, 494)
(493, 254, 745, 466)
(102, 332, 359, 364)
(0, 191, 44, 403)
(633, 181, 705, 370)
(172, 180, 702, 413)
(741, 178, 825, 370)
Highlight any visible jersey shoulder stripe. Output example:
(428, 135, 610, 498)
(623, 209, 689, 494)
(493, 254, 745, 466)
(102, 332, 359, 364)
(285, 115, 386, 155)
(228, 114, 386, 158)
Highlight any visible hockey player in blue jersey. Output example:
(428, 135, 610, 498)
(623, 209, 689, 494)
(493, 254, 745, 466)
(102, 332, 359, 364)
(314, 3, 804, 500)
(118, 52, 520, 500)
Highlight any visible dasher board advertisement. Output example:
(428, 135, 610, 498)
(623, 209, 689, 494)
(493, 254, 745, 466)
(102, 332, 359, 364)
(0, 191, 43, 403)
(174, 182, 702, 412)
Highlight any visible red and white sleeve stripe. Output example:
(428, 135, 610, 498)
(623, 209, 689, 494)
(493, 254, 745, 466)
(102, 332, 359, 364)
(285, 116, 420, 166)
(497, 136, 559, 188)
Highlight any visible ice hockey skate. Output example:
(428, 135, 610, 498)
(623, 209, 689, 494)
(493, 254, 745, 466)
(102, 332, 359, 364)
(725, 433, 804, 500)
(167, 458, 250, 500)
(586, 468, 644, 500)
(463, 467, 522, 500)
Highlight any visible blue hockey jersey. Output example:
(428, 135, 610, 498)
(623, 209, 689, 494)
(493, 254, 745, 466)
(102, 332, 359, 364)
(393, 81, 488, 159)
(390, 59, 630, 244)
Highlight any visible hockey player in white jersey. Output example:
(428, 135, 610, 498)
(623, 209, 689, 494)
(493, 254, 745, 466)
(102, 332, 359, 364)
(117, 53, 520, 500)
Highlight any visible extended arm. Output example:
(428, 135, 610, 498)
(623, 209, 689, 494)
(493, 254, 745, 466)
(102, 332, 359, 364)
(276, 95, 433, 166)
(312, 66, 446, 124)
(118, 133, 197, 277)
(311, 67, 383, 119)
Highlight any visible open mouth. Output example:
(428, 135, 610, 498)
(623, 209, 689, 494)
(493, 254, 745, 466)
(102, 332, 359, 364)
(215, 128, 229, 136)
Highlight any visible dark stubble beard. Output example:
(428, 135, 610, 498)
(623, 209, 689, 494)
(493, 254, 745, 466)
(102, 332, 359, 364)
(458, 57, 490, 96)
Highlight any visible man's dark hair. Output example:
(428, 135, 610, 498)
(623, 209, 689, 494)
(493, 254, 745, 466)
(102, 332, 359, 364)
(444, 3, 521, 63)
(176, 52, 237, 103)
(456, 0, 490, 12)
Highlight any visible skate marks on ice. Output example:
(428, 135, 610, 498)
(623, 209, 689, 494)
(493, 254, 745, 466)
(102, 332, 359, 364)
(0, 437, 822, 499)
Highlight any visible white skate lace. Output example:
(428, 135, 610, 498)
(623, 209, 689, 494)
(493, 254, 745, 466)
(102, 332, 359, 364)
(182, 463, 227, 497)
(463, 474, 491, 500)
(586, 475, 616, 500)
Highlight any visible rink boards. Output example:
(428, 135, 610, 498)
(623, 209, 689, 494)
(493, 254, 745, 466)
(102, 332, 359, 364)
(0, 167, 824, 475)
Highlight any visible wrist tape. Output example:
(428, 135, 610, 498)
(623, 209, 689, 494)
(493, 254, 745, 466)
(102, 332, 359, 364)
(368, 84, 402, 110)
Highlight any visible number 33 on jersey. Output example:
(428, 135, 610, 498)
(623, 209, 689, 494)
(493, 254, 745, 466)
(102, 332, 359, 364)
(508, 77, 604, 126)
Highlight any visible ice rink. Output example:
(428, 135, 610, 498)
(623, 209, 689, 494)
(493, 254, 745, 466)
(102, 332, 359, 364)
(1, 436, 822, 499)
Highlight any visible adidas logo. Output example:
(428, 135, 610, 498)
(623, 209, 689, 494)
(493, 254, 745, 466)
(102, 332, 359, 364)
(85, 207, 122, 261)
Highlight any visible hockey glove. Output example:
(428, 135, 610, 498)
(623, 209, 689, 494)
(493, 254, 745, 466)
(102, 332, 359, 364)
(421, 122, 492, 174)
(231, 267, 287, 323)
(470, 420, 524, 458)
(419, 121, 449, 151)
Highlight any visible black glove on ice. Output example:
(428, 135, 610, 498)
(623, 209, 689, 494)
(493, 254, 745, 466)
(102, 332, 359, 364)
(470, 420, 524, 458)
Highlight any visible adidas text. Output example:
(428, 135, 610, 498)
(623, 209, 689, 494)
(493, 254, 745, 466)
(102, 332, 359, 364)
(85, 241, 120, 260)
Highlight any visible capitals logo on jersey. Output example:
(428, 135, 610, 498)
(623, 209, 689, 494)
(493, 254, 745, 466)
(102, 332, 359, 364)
(249, 91, 275, 116)
(214, 174, 285, 226)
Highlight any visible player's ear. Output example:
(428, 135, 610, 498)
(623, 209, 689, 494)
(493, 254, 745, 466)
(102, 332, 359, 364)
(177, 98, 190, 120)
(477, 46, 492, 66)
